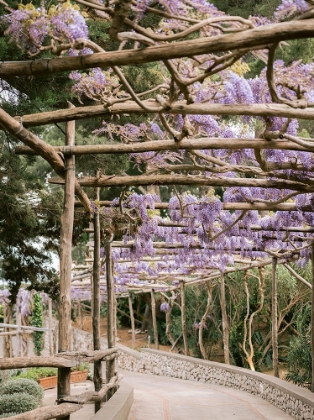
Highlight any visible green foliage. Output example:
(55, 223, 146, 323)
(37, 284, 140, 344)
(286, 305, 312, 388)
(213, 0, 280, 19)
(0, 141, 60, 304)
(71, 363, 89, 372)
(30, 294, 44, 356)
(14, 367, 57, 381)
(0, 379, 43, 403)
(0, 393, 38, 415)
(0, 413, 19, 418)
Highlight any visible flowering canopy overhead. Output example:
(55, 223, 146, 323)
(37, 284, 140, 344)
(1, 0, 314, 294)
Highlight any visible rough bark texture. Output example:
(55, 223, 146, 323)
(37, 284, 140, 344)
(59, 375, 120, 404)
(93, 197, 102, 413)
(51, 173, 313, 192)
(128, 294, 136, 349)
(57, 111, 76, 418)
(76, 200, 314, 212)
(15, 137, 313, 156)
(199, 283, 212, 360)
(2, 20, 314, 76)
(180, 281, 189, 356)
(6, 403, 82, 420)
(220, 274, 230, 365)
(11, 102, 314, 129)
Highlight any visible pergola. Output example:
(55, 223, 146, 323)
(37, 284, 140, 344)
(1, 0, 314, 418)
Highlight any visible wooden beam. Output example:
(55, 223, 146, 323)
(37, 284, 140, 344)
(11, 102, 314, 129)
(6, 403, 82, 420)
(2, 19, 314, 77)
(0, 356, 75, 369)
(50, 173, 314, 192)
(75, 200, 313, 212)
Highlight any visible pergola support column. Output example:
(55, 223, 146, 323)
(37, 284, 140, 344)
(57, 105, 75, 418)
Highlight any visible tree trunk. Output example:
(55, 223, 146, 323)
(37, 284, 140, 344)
(220, 274, 230, 364)
(150, 290, 159, 349)
(3, 303, 13, 358)
(199, 283, 212, 360)
(58, 106, 75, 418)
(272, 257, 279, 378)
(128, 295, 135, 349)
(180, 280, 189, 356)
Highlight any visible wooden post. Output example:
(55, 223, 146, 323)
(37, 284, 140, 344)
(105, 239, 115, 398)
(272, 257, 279, 378)
(151, 289, 159, 349)
(128, 294, 135, 349)
(220, 273, 230, 364)
(180, 280, 189, 356)
(92, 192, 102, 413)
(311, 245, 314, 392)
(58, 104, 76, 417)
(48, 298, 53, 356)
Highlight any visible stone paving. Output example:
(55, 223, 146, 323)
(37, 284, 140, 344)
(43, 370, 295, 420)
(124, 370, 294, 420)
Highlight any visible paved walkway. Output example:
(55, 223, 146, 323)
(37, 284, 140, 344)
(124, 371, 293, 420)
(43, 370, 294, 420)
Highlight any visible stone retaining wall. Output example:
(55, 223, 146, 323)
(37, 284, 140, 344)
(63, 327, 314, 420)
(117, 346, 314, 420)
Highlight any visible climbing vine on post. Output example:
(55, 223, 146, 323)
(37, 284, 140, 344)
(31, 294, 44, 356)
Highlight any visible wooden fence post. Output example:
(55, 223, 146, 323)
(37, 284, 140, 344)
(57, 104, 75, 418)
(92, 191, 102, 413)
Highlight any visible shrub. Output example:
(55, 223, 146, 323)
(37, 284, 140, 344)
(14, 367, 57, 381)
(0, 378, 43, 403)
(0, 393, 37, 414)
(0, 413, 19, 418)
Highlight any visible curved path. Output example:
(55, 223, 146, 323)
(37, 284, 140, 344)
(123, 370, 293, 420)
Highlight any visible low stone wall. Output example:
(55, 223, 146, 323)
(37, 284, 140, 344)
(91, 384, 133, 420)
(117, 346, 314, 420)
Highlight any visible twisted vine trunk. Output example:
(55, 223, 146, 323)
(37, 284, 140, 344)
(220, 274, 230, 364)
(180, 280, 189, 356)
(3, 303, 13, 358)
(242, 268, 265, 371)
(151, 290, 159, 349)
(199, 282, 212, 360)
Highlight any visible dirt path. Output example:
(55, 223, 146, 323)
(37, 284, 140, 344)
(72, 312, 171, 352)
